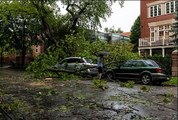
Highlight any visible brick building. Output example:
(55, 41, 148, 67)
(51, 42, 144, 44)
(139, 0, 176, 57)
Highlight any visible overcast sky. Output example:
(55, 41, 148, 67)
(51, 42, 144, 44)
(100, 1, 140, 32)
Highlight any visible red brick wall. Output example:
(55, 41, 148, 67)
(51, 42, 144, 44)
(140, 0, 175, 38)
(140, 0, 150, 38)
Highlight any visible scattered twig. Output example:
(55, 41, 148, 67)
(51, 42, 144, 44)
(0, 107, 14, 120)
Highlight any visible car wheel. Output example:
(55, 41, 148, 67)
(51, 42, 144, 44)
(106, 72, 115, 81)
(140, 73, 152, 85)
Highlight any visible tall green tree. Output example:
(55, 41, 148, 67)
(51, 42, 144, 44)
(130, 16, 140, 52)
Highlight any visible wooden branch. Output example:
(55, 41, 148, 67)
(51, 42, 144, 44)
(66, 2, 90, 31)
(46, 68, 92, 78)
(66, 4, 75, 17)
(0, 107, 14, 120)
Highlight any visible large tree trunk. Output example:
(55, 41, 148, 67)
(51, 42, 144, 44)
(21, 47, 26, 68)
(0, 49, 3, 67)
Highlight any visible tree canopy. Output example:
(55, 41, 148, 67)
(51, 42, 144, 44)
(0, 0, 125, 67)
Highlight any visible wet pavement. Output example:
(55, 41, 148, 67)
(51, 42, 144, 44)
(0, 68, 177, 120)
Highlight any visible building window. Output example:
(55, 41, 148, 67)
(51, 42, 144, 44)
(150, 27, 155, 41)
(158, 5, 161, 15)
(150, 25, 171, 41)
(35, 45, 39, 53)
(164, 25, 171, 39)
(166, 3, 170, 13)
(150, 6, 153, 17)
(36, 48, 38, 53)
(159, 26, 164, 40)
(165, 1, 175, 14)
(159, 25, 171, 40)
(154, 6, 157, 16)
(149, 4, 162, 17)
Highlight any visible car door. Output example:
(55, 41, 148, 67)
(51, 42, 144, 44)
(115, 60, 135, 80)
(58, 59, 68, 70)
(68, 58, 86, 71)
(65, 58, 78, 71)
(131, 61, 146, 79)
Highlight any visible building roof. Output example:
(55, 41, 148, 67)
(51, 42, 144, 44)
(120, 32, 131, 37)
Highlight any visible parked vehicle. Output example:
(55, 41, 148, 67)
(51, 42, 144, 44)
(105, 59, 170, 85)
(53, 57, 98, 76)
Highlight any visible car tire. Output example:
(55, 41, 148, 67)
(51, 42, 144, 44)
(140, 73, 152, 85)
(106, 72, 115, 82)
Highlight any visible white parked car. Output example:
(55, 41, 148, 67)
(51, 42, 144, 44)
(53, 57, 98, 76)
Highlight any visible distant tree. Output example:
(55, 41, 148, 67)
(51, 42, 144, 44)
(130, 16, 140, 52)
(104, 27, 109, 33)
(171, 0, 178, 47)
(104, 26, 123, 33)
(0, 20, 10, 67)
(0, 1, 42, 67)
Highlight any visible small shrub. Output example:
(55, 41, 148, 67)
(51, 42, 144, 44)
(26, 52, 58, 78)
(92, 79, 109, 90)
(163, 93, 174, 104)
(163, 77, 177, 86)
(163, 97, 171, 104)
(120, 81, 135, 88)
(164, 93, 174, 98)
(59, 105, 69, 112)
(140, 85, 150, 92)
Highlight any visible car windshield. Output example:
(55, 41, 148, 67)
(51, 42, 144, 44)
(85, 58, 93, 64)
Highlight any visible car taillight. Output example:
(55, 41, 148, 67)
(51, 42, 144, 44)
(156, 68, 163, 73)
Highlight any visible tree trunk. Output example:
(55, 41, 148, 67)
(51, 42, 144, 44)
(21, 48, 26, 68)
(0, 49, 3, 67)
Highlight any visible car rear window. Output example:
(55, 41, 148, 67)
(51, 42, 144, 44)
(155, 61, 166, 69)
(144, 60, 159, 67)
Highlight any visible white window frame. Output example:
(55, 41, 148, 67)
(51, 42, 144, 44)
(165, 1, 175, 14)
(150, 27, 156, 42)
(150, 25, 171, 43)
(149, 4, 162, 17)
(158, 26, 164, 40)
(158, 25, 171, 40)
